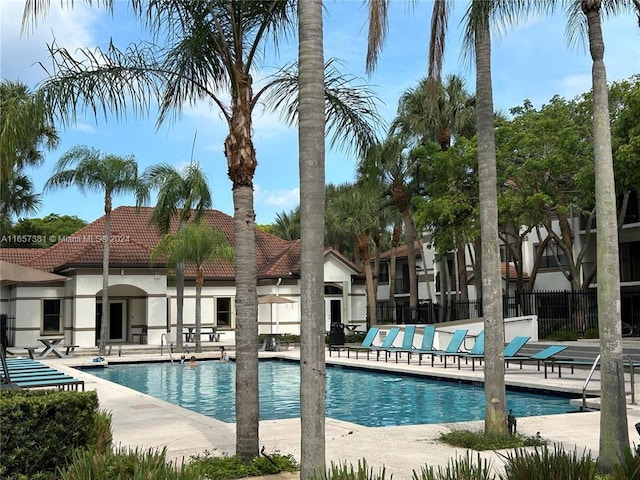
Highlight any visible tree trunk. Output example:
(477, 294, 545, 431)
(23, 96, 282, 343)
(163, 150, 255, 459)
(401, 209, 418, 322)
(298, 0, 327, 476)
(583, 0, 630, 471)
(195, 269, 202, 353)
(358, 235, 377, 326)
(99, 197, 111, 356)
(474, 9, 506, 435)
(176, 218, 188, 351)
(226, 69, 259, 461)
(389, 220, 401, 323)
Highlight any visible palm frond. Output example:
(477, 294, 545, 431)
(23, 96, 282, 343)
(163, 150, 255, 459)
(264, 58, 382, 158)
(365, 0, 390, 75)
(37, 40, 165, 128)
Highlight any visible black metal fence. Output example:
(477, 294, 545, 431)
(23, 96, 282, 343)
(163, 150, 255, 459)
(375, 287, 640, 338)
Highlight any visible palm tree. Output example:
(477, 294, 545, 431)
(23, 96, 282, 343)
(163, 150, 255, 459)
(153, 222, 234, 353)
(572, 0, 632, 470)
(272, 209, 300, 241)
(297, 0, 326, 475)
(358, 136, 421, 323)
(26, 0, 379, 459)
(0, 171, 41, 234)
(363, 0, 552, 434)
(44, 145, 143, 355)
(326, 182, 386, 326)
(0, 80, 58, 185)
(141, 162, 212, 352)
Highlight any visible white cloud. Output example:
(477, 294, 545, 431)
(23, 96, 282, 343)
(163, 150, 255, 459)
(1, 1, 102, 87)
(556, 74, 592, 98)
(255, 184, 299, 208)
(73, 122, 100, 134)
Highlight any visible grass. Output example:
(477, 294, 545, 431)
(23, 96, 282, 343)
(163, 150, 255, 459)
(439, 429, 547, 451)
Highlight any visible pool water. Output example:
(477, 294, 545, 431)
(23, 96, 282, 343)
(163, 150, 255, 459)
(87, 360, 576, 427)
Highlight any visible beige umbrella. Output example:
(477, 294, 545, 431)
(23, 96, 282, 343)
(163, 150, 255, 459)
(0, 261, 69, 286)
(258, 294, 294, 333)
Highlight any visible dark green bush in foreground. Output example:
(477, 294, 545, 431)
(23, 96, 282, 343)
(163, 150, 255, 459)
(439, 429, 546, 451)
(188, 450, 299, 480)
(0, 389, 100, 479)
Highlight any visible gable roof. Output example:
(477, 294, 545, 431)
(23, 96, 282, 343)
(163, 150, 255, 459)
(379, 241, 423, 261)
(0, 206, 301, 280)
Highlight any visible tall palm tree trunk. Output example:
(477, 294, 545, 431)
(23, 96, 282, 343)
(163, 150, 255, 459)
(582, 0, 629, 470)
(99, 195, 111, 356)
(474, 6, 506, 435)
(358, 235, 377, 326)
(226, 72, 259, 461)
(195, 272, 203, 353)
(298, 1, 327, 476)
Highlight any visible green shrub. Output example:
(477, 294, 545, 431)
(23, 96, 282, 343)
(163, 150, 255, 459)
(188, 450, 298, 480)
(61, 446, 197, 480)
(91, 410, 113, 454)
(610, 448, 640, 479)
(584, 328, 599, 339)
(309, 459, 389, 480)
(413, 452, 494, 480)
(499, 445, 597, 480)
(439, 429, 546, 451)
(543, 330, 578, 341)
(0, 389, 99, 479)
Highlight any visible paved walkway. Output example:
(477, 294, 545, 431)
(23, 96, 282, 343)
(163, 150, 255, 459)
(36, 346, 640, 479)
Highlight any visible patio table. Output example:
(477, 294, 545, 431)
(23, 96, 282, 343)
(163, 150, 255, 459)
(37, 337, 65, 358)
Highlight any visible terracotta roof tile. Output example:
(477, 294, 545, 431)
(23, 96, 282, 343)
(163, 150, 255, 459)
(5, 206, 301, 280)
(501, 262, 529, 280)
(0, 248, 44, 264)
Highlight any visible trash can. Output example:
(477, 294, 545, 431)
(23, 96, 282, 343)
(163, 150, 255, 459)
(329, 322, 345, 346)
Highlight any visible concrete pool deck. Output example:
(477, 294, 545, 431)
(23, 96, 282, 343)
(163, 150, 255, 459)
(32, 344, 640, 478)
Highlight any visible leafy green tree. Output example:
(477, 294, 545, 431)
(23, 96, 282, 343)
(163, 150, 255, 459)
(363, 0, 554, 436)
(4, 213, 87, 248)
(153, 222, 234, 353)
(44, 146, 144, 355)
(141, 162, 212, 352)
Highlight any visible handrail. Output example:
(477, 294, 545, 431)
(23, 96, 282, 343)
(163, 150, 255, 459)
(160, 333, 174, 363)
(582, 354, 637, 410)
(624, 354, 636, 405)
(582, 354, 601, 411)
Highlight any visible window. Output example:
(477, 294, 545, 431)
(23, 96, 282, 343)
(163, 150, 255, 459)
(536, 242, 569, 269)
(43, 299, 61, 333)
(216, 297, 232, 327)
(378, 262, 389, 283)
(620, 241, 640, 282)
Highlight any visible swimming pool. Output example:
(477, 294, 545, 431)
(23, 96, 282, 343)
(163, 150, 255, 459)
(87, 360, 576, 427)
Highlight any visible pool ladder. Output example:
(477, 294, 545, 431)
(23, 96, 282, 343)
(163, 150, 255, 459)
(160, 333, 174, 363)
(581, 354, 635, 410)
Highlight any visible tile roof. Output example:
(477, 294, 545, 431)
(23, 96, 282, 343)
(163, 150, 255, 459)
(1, 206, 302, 280)
(379, 241, 423, 260)
(502, 262, 529, 280)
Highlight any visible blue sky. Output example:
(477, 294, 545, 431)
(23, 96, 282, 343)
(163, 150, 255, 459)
(1, 1, 638, 226)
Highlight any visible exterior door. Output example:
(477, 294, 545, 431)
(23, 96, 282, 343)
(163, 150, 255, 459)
(96, 301, 126, 343)
(324, 298, 342, 333)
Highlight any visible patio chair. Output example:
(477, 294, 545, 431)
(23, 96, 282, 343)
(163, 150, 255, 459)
(409, 325, 438, 366)
(383, 325, 416, 363)
(458, 335, 531, 371)
(504, 344, 573, 378)
(345, 327, 379, 359)
(450, 331, 485, 370)
(368, 327, 402, 361)
(350, 327, 400, 361)
(429, 329, 469, 368)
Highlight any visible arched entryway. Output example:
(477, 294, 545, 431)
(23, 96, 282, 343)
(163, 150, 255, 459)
(96, 285, 148, 345)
